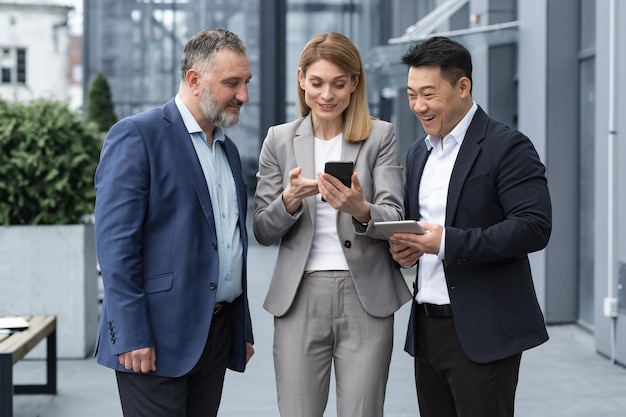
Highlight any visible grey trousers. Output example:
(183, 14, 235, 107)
(273, 270, 394, 417)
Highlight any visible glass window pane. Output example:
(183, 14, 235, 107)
(1, 67, 10, 83)
(578, 56, 595, 328)
(16, 48, 26, 83)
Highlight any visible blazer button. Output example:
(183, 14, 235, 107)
(209, 282, 217, 290)
(343, 240, 352, 248)
(212, 242, 218, 249)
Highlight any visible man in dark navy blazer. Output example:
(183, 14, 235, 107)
(94, 29, 254, 417)
(389, 36, 551, 417)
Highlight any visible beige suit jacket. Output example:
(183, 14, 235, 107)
(253, 115, 411, 318)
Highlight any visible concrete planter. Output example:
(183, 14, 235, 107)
(0, 224, 98, 359)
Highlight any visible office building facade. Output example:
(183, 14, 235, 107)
(83, 0, 626, 365)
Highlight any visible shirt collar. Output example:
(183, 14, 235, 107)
(424, 101, 478, 151)
(174, 94, 225, 143)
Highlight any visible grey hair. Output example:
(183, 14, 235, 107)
(180, 28, 247, 81)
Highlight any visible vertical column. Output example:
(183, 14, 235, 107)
(259, 0, 287, 134)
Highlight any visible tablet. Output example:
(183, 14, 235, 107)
(372, 220, 426, 238)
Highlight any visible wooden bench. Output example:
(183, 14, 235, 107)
(0, 315, 57, 417)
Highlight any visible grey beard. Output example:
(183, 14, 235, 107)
(200, 89, 241, 128)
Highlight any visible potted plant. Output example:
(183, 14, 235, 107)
(0, 98, 103, 358)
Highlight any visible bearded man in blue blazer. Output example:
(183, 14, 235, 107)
(389, 36, 551, 417)
(94, 29, 254, 417)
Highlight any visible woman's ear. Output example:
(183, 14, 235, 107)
(298, 67, 306, 89)
(351, 73, 360, 93)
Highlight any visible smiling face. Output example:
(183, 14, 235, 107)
(196, 48, 252, 128)
(298, 59, 358, 127)
(406, 65, 472, 138)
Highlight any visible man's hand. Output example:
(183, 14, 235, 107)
(118, 347, 157, 373)
(389, 221, 443, 265)
(389, 241, 423, 267)
(246, 342, 254, 364)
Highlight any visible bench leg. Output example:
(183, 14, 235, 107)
(14, 329, 57, 395)
(0, 353, 13, 417)
(46, 329, 57, 394)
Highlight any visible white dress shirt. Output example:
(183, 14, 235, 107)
(416, 102, 478, 305)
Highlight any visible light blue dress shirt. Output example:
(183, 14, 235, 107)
(175, 95, 243, 303)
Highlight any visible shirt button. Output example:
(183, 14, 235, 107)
(209, 282, 217, 290)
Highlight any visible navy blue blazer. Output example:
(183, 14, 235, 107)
(94, 98, 253, 376)
(404, 106, 551, 363)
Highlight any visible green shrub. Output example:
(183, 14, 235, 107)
(86, 72, 117, 132)
(0, 99, 103, 225)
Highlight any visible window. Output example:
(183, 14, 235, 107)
(1, 68, 10, 83)
(16, 48, 26, 83)
(0, 47, 27, 84)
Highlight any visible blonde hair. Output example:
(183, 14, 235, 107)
(296, 32, 371, 142)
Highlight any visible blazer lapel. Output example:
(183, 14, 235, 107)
(341, 139, 362, 165)
(446, 107, 487, 226)
(163, 99, 217, 235)
(222, 137, 249, 249)
(407, 140, 430, 219)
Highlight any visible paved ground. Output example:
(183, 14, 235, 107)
(11, 242, 626, 416)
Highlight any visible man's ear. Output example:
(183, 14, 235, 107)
(458, 76, 471, 98)
(186, 69, 202, 95)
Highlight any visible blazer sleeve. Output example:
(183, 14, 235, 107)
(444, 128, 552, 266)
(359, 121, 405, 239)
(253, 125, 303, 246)
(95, 118, 155, 355)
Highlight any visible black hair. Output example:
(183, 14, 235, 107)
(401, 36, 472, 88)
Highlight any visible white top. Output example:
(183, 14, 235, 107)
(304, 133, 350, 271)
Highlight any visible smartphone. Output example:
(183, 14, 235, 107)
(323, 161, 354, 201)
(324, 161, 353, 187)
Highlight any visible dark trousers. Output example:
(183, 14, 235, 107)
(115, 307, 232, 417)
(413, 302, 521, 417)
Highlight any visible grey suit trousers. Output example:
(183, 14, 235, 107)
(273, 270, 394, 417)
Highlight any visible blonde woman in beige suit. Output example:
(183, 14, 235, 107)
(253, 32, 411, 417)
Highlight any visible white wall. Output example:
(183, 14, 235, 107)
(594, 0, 626, 365)
(0, 4, 72, 103)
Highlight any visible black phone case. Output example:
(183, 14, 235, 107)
(324, 161, 353, 187)
(322, 161, 353, 202)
